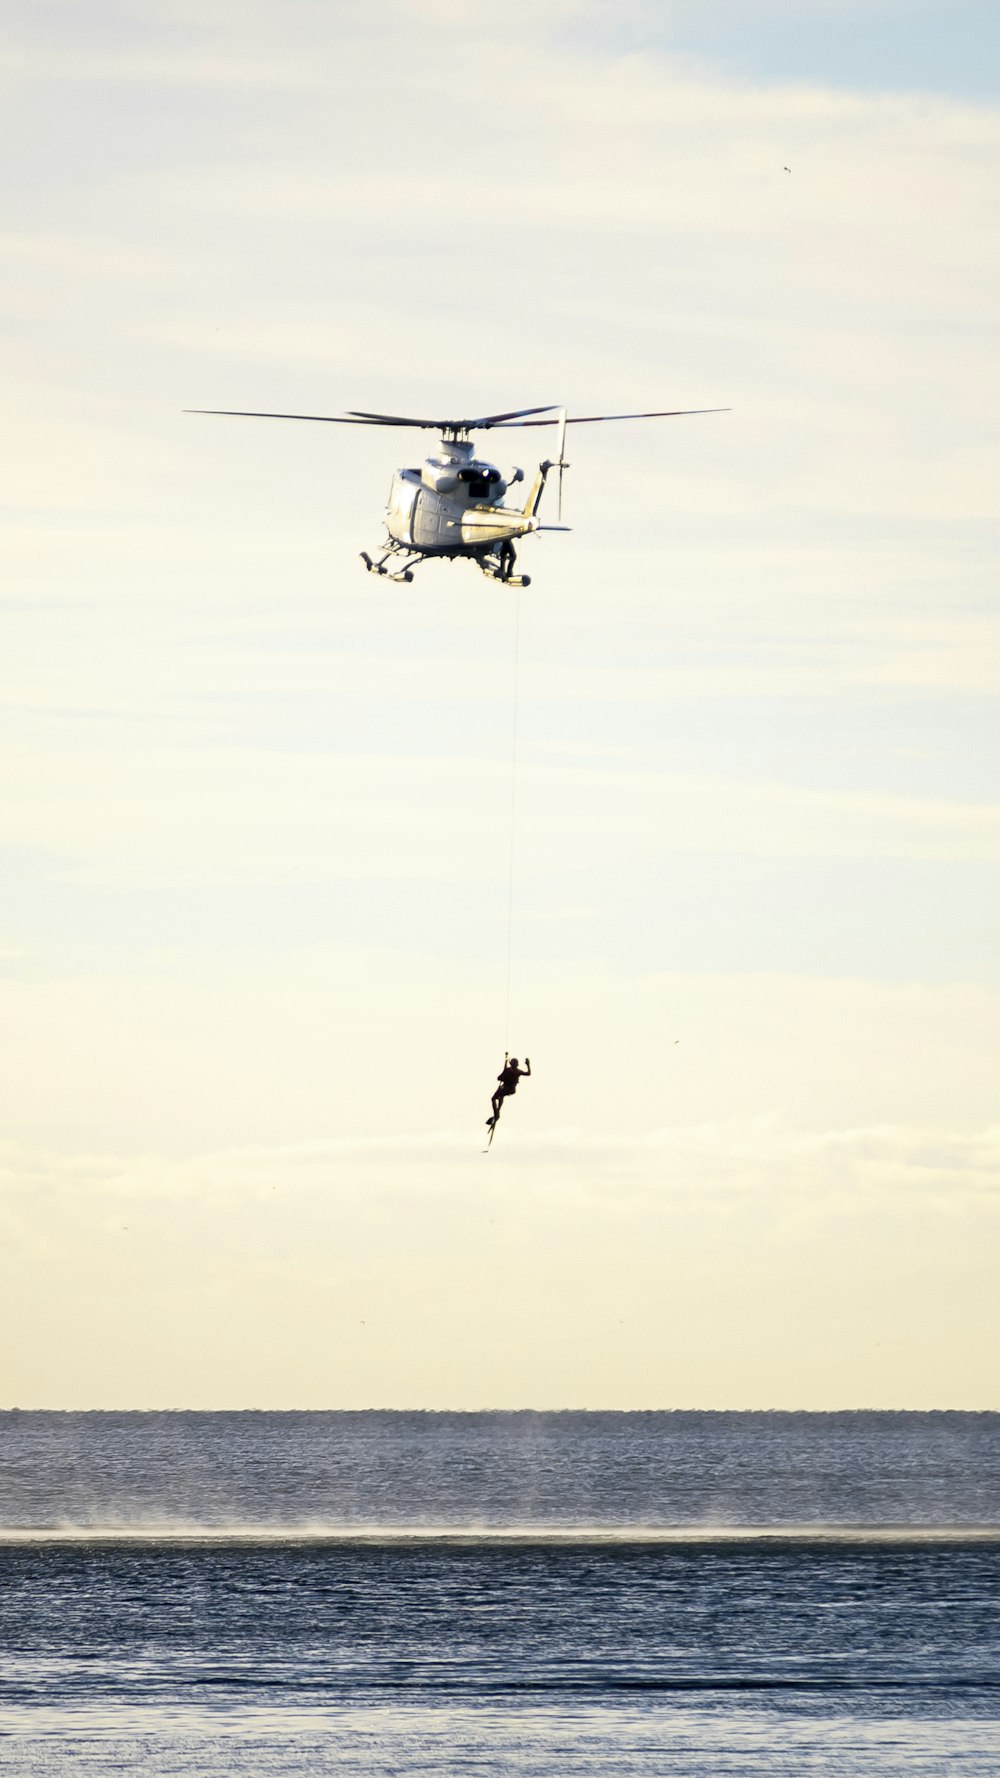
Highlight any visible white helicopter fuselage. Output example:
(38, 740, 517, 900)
(385, 437, 539, 554)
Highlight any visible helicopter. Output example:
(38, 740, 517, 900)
(186, 402, 727, 587)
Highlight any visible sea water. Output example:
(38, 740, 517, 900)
(1, 1411, 998, 1774)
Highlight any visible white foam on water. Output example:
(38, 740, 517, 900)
(3, 1521, 1000, 1544)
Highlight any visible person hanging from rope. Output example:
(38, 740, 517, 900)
(486, 1054, 531, 1133)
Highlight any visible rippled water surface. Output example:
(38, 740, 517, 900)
(1, 1411, 998, 1774)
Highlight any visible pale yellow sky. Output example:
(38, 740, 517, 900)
(1, 0, 998, 1407)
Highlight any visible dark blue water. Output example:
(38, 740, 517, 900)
(1, 1412, 998, 1773)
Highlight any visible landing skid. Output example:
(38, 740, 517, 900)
(360, 545, 422, 584)
(477, 541, 530, 589)
(360, 540, 530, 589)
(479, 563, 531, 589)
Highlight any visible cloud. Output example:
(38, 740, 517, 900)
(2, 955, 997, 1153)
(2, 1110, 998, 1408)
(1, 2, 997, 1407)
(3, 29, 995, 694)
(5, 1116, 999, 1208)
(0, 48, 327, 87)
(2, 740, 997, 896)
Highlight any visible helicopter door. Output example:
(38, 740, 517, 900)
(385, 471, 420, 544)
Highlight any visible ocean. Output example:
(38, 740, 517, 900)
(1, 1410, 998, 1774)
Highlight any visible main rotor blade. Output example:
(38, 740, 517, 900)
(346, 410, 450, 427)
(184, 403, 726, 433)
(494, 407, 731, 426)
(347, 405, 560, 429)
(186, 404, 567, 432)
(185, 409, 384, 425)
(470, 405, 561, 427)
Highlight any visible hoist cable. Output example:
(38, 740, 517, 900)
(503, 585, 522, 1050)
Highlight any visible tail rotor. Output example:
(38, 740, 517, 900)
(555, 406, 569, 521)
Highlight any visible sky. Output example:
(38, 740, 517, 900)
(1, 0, 998, 1409)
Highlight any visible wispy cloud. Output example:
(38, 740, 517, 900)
(3, 1111, 998, 1408)
(1, 0, 997, 1405)
(6, 1117, 1000, 1206)
(2, 743, 997, 892)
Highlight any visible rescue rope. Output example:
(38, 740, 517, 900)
(503, 584, 522, 1049)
